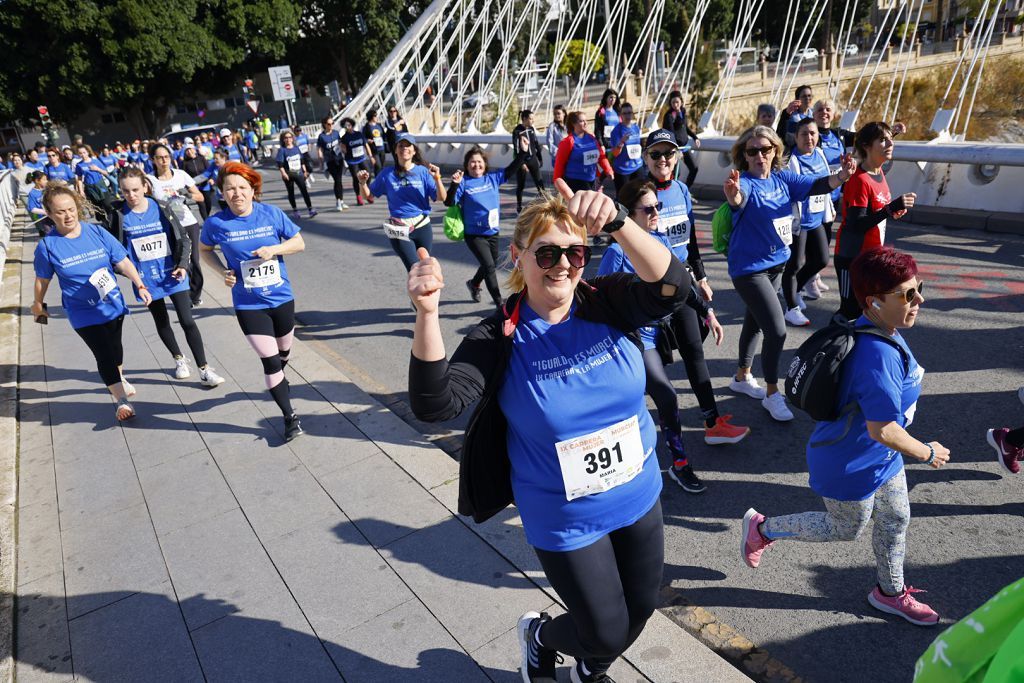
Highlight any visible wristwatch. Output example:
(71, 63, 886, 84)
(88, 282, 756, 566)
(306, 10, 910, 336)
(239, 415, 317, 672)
(601, 203, 629, 234)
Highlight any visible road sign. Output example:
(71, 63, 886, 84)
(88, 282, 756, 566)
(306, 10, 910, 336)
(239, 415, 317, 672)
(246, 100, 260, 115)
(268, 65, 295, 102)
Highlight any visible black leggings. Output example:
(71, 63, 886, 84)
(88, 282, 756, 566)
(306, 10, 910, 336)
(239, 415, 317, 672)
(834, 255, 861, 321)
(563, 177, 595, 194)
(613, 169, 644, 197)
(149, 290, 207, 367)
(733, 265, 786, 384)
(326, 162, 346, 201)
(235, 299, 296, 417)
(75, 315, 125, 387)
(782, 227, 830, 310)
(670, 303, 719, 427)
(536, 500, 663, 675)
(515, 157, 545, 210)
(465, 234, 502, 305)
(283, 174, 312, 211)
(348, 159, 371, 196)
(642, 348, 679, 433)
(680, 150, 698, 187)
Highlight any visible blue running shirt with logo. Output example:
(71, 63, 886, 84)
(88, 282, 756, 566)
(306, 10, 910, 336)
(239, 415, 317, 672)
(120, 198, 189, 300)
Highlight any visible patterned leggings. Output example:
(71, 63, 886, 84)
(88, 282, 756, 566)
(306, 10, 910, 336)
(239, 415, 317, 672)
(762, 468, 911, 595)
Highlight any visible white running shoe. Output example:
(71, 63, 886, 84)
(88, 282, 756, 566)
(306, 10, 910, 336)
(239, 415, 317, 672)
(336, 199, 344, 211)
(815, 273, 830, 291)
(762, 392, 794, 421)
(199, 367, 225, 387)
(802, 278, 821, 300)
(785, 307, 811, 327)
(174, 357, 192, 379)
(796, 292, 807, 311)
(730, 375, 767, 400)
(340, 201, 350, 211)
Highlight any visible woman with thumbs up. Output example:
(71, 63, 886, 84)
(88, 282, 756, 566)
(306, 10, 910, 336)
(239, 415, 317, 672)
(407, 179, 692, 683)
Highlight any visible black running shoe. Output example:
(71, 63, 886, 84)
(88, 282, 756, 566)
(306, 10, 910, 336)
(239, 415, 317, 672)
(570, 660, 616, 683)
(466, 279, 482, 303)
(517, 611, 559, 682)
(284, 414, 304, 442)
(668, 463, 707, 494)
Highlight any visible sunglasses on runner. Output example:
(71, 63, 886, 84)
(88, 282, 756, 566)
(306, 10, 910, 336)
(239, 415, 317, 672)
(532, 244, 592, 269)
(635, 202, 663, 216)
(647, 149, 676, 161)
(885, 281, 924, 304)
(745, 146, 775, 157)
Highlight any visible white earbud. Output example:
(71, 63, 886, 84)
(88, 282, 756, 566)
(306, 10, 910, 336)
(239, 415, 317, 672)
(871, 301, 881, 310)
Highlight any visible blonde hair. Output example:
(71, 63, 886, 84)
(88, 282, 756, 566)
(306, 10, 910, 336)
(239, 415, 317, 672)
(506, 194, 588, 292)
(42, 182, 89, 219)
(813, 98, 837, 114)
(731, 125, 785, 172)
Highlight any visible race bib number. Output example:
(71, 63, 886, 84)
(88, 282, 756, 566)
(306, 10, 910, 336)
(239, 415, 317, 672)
(583, 150, 599, 166)
(131, 233, 168, 262)
(298, 143, 309, 154)
(772, 216, 793, 245)
(808, 194, 827, 213)
(89, 268, 117, 300)
(626, 143, 642, 160)
(487, 209, 499, 229)
(877, 219, 887, 244)
(350, 144, 365, 159)
(555, 415, 646, 501)
(383, 219, 411, 242)
(240, 258, 283, 289)
(663, 217, 690, 246)
(287, 154, 302, 171)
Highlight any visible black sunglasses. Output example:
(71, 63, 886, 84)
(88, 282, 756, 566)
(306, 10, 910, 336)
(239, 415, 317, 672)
(532, 244, 592, 269)
(635, 202, 663, 216)
(745, 146, 775, 157)
(647, 149, 676, 161)
(885, 281, 924, 304)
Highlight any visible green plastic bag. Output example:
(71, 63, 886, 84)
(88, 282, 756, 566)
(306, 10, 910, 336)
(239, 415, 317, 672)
(711, 202, 733, 255)
(914, 576, 1024, 683)
(443, 204, 464, 241)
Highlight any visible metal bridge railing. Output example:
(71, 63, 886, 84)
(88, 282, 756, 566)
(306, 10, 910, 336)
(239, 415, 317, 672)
(0, 171, 18, 281)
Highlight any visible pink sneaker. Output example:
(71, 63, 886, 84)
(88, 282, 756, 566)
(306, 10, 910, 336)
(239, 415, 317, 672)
(741, 508, 774, 568)
(867, 586, 939, 626)
(988, 428, 1021, 474)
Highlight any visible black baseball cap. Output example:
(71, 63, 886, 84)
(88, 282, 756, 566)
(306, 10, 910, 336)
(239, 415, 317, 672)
(645, 129, 679, 149)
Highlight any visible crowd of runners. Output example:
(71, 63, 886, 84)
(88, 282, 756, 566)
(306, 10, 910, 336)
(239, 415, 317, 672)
(8, 81, 1023, 683)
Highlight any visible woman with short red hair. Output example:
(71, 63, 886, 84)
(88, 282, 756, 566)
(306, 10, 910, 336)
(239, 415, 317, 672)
(198, 162, 307, 441)
(740, 246, 951, 627)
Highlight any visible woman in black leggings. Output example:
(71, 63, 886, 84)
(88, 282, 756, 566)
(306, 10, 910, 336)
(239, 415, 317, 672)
(276, 131, 317, 219)
(443, 140, 530, 308)
(115, 169, 225, 387)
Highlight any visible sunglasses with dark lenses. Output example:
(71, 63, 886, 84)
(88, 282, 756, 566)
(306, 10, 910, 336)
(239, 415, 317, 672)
(886, 281, 924, 304)
(647, 149, 677, 161)
(636, 202, 663, 216)
(745, 146, 775, 157)
(533, 244, 592, 269)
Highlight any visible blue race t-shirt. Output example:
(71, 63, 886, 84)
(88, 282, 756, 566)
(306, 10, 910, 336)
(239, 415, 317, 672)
(452, 170, 506, 236)
(222, 144, 242, 162)
(596, 232, 673, 351)
(565, 134, 600, 182)
(197, 163, 223, 199)
(609, 123, 644, 175)
(728, 170, 817, 278)
(99, 154, 119, 173)
(341, 131, 368, 164)
(75, 160, 107, 186)
(369, 165, 436, 219)
(25, 159, 46, 171)
(295, 133, 311, 156)
(790, 149, 831, 230)
(316, 130, 343, 162)
(199, 202, 300, 310)
(27, 188, 46, 217)
(806, 317, 922, 501)
(599, 107, 620, 137)
(655, 179, 696, 263)
(33, 223, 130, 329)
(245, 130, 259, 150)
(275, 146, 305, 175)
(45, 163, 75, 183)
(818, 129, 846, 202)
(120, 198, 189, 301)
(497, 301, 662, 551)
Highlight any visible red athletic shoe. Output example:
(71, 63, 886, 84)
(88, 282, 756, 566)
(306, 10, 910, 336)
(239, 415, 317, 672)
(356, 196, 364, 206)
(740, 508, 773, 568)
(987, 428, 1021, 474)
(704, 415, 751, 445)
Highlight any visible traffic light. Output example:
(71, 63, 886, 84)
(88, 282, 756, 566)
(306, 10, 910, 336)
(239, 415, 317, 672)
(323, 85, 330, 97)
(356, 14, 368, 34)
(37, 105, 52, 129)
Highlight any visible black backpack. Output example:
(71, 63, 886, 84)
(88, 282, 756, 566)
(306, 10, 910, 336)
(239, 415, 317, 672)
(784, 315, 908, 422)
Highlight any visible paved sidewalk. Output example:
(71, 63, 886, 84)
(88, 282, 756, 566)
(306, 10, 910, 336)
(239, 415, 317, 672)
(11, 220, 750, 682)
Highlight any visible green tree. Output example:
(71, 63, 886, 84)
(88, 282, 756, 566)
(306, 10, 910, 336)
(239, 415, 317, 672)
(0, 0, 301, 137)
(555, 40, 606, 78)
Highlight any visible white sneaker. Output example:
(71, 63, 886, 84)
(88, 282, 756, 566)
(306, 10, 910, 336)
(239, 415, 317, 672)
(336, 199, 344, 211)
(762, 392, 794, 421)
(785, 307, 811, 327)
(730, 375, 767, 400)
(199, 366, 225, 387)
(815, 273, 830, 291)
(802, 278, 821, 300)
(174, 357, 191, 379)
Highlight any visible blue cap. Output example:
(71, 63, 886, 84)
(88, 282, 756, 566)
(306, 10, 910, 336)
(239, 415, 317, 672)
(394, 132, 417, 146)
(645, 128, 679, 149)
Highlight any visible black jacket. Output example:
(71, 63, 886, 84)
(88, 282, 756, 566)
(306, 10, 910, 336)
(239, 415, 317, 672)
(408, 257, 692, 523)
(511, 125, 543, 164)
(662, 109, 698, 146)
(111, 197, 193, 272)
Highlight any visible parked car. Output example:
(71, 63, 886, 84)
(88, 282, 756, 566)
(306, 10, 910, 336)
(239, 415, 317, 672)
(843, 43, 859, 56)
(794, 47, 819, 60)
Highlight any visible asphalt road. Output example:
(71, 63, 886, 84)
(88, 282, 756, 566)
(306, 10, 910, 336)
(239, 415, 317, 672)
(254, 168, 1024, 683)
